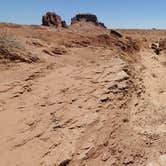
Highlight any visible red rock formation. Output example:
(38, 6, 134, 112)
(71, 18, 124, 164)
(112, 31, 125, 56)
(42, 12, 68, 28)
(71, 14, 106, 28)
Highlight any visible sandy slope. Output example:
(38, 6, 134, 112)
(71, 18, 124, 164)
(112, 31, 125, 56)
(0, 24, 166, 166)
(0, 47, 125, 166)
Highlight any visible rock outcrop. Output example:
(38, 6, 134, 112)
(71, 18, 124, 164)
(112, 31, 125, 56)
(110, 30, 123, 38)
(71, 14, 106, 28)
(61, 20, 68, 28)
(0, 31, 39, 63)
(151, 42, 160, 55)
(150, 38, 166, 55)
(42, 12, 67, 28)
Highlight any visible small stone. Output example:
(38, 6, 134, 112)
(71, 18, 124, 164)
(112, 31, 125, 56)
(58, 159, 70, 166)
(99, 95, 109, 102)
(123, 156, 134, 164)
(41, 104, 46, 107)
(101, 151, 111, 161)
(71, 98, 77, 102)
(114, 71, 129, 82)
(53, 124, 62, 130)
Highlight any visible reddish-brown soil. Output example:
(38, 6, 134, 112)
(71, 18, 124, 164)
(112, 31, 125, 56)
(0, 23, 166, 166)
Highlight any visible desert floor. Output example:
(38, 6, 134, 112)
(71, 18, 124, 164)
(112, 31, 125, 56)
(0, 24, 166, 166)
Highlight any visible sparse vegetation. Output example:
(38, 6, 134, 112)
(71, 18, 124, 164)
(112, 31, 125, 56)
(0, 29, 39, 63)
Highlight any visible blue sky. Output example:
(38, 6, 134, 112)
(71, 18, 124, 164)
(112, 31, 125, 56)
(0, 0, 166, 28)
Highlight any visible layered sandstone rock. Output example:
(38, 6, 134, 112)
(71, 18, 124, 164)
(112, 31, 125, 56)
(71, 13, 106, 28)
(42, 12, 67, 28)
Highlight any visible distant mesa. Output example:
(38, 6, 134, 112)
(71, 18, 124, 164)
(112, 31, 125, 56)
(42, 12, 67, 28)
(71, 14, 98, 24)
(42, 12, 106, 29)
(71, 13, 107, 28)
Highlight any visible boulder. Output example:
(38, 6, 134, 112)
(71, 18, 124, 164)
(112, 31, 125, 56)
(42, 12, 67, 28)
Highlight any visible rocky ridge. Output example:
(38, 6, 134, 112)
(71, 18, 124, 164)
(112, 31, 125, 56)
(42, 12, 106, 29)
